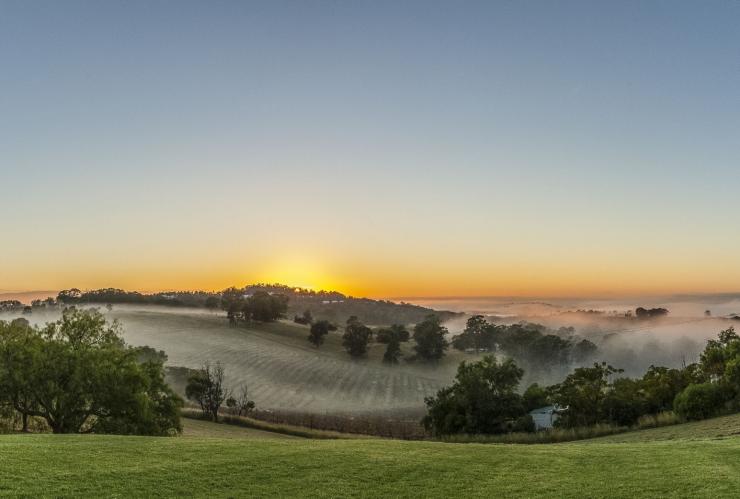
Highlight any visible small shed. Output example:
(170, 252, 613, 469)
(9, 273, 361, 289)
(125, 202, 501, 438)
(529, 405, 560, 430)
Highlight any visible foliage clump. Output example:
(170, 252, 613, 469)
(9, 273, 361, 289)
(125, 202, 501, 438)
(342, 316, 373, 358)
(423, 356, 526, 435)
(0, 309, 182, 435)
(308, 320, 337, 347)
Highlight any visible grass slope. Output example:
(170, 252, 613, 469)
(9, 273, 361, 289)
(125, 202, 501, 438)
(107, 306, 471, 413)
(2, 418, 740, 498)
(181, 418, 299, 440)
(594, 412, 740, 443)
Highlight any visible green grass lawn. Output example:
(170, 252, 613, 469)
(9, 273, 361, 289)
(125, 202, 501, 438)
(181, 417, 299, 440)
(593, 412, 740, 443)
(2, 418, 740, 498)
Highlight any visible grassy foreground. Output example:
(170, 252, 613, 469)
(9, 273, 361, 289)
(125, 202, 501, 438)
(1, 426, 739, 498)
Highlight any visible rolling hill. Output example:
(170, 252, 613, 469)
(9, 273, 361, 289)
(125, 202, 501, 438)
(7, 305, 474, 414)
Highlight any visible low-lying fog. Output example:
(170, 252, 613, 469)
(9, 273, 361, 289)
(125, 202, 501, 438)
(418, 294, 740, 377)
(2, 294, 740, 413)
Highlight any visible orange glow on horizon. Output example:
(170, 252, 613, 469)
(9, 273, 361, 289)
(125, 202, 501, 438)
(5, 249, 740, 300)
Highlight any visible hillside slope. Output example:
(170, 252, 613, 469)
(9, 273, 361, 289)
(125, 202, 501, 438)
(85, 306, 473, 413)
(0, 429, 738, 497)
(6, 305, 473, 414)
(594, 412, 740, 443)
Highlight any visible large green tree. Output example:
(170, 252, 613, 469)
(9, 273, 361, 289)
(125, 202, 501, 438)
(0, 309, 182, 435)
(549, 362, 623, 428)
(0, 319, 42, 431)
(423, 356, 526, 435)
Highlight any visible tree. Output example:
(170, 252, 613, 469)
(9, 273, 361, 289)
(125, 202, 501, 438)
(601, 377, 646, 426)
(640, 365, 695, 414)
(572, 339, 598, 364)
(0, 309, 182, 434)
(134, 345, 168, 364)
(412, 315, 449, 362)
(700, 327, 740, 380)
(294, 310, 313, 325)
(0, 319, 41, 431)
(226, 384, 256, 417)
(308, 320, 337, 348)
(383, 340, 402, 364)
(186, 362, 230, 422)
(56, 288, 82, 304)
(377, 324, 410, 364)
(635, 307, 669, 319)
(243, 291, 289, 322)
(549, 362, 623, 428)
(342, 316, 373, 358)
(522, 383, 549, 412)
(451, 315, 500, 352)
(423, 356, 526, 435)
(376, 324, 410, 344)
(221, 287, 245, 325)
(528, 334, 572, 373)
(96, 350, 183, 435)
(204, 296, 220, 310)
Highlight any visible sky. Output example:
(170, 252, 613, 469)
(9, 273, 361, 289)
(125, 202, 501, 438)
(1, 1, 739, 298)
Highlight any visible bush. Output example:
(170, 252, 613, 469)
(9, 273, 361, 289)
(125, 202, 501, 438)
(423, 356, 526, 435)
(512, 414, 535, 433)
(674, 383, 725, 421)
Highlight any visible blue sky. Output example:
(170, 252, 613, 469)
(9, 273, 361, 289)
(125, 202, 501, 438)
(1, 1, 738, 296)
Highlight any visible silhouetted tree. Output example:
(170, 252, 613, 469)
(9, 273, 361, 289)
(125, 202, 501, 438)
(573, 339, 598, 364)
(635, 307, 669, 319)
(413, 315, 449, 362)
(377, 324, 410, 364)
(221, 287, 245, 325)
(342, 316, 373, 358)
(243, 291, 289, 322)
(204, 296, 220, 310)
(308, 320, 337, 347)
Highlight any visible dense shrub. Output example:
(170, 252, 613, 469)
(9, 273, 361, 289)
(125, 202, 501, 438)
(673, 383, 726, 421)
(423, 356, 526, 435)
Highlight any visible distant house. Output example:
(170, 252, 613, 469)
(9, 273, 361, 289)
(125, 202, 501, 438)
(529, 405, 561, 430)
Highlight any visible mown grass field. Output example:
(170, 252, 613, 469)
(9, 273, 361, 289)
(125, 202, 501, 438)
(181, 417, 299, 440)
(593, 412, 740, 443)
(2, 415, 740, 497)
